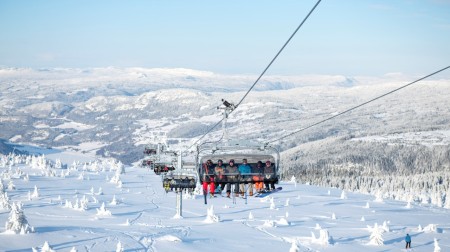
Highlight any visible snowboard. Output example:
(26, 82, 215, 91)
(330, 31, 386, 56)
(254, 187, 282, 197)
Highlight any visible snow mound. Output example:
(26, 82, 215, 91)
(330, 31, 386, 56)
(156, 235, 182, 242)
(311, 229, 333, 246)
(277, 217, 290, 226)
(263, 220, 276, 227)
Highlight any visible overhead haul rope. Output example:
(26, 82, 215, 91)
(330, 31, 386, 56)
(266, 65, 450, 145)
(184, 0, 322, 152)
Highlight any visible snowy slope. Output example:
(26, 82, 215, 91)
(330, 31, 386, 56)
(0, 153, 449, 252)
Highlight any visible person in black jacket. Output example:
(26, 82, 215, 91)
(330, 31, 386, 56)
(224, 159, 239, 197)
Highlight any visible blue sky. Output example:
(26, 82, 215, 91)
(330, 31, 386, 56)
(0, 0, 449, 77)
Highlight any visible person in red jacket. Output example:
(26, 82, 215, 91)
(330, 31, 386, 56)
(202, 160, 216, 197)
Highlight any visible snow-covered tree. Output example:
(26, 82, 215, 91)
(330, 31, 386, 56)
(374, 190, 384, 203)
(64, 200, 73, 209)
(31, 185, 39, 198)
(289, 240, 300, 252)
(78, 196, 88, 211)
(54, 159, 62, 169)
(116, 241, 124, 252)
(382, 221, 390, 232)
(110, 173, 122, 187)
(5, 202, 34, 234)
(312, 229, 333, 246)
(269, 197, 276, 210)
(7, 180, 15, 190)
(40, 241, 56, 252)
(0, 191, 11, 210)
(434, 238, 441, 252)
(445, 189, 450, 209)
(110, 195, 118, 205)
(97, 187, 103, 195)
(406, 200, 412, 209)
(423, 224, 437, 233)
(96, 202, 112, 216)
(367, 223, 384, 245)
(115, 161, 125, 175)
(204, 205, 220, 223)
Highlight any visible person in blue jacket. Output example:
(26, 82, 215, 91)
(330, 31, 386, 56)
(238, 158, 253, 196)
(405, 233, 411, 249)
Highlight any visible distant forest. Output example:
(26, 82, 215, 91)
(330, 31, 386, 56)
(282, 137, 450, 208)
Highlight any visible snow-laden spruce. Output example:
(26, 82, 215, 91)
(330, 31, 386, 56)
(40, 241, 56, 252)
(204, 205, 220, 223)
(269, 197, 276, 210)
(4, 202, 34, 234)
(285, 198, 290, 206)
(311, 228, 333, 246)
(289, 240, 300, 252)
(423, 224, 438, 233)
(0, 190, 11, 210)
(434, 238, 441, 252)
(367, 223, 384, 246)
(116, 241, 124, 252)
(30, 185, 39, 198)
(248, 211, 254, 220)
(96, 202, 112, 216)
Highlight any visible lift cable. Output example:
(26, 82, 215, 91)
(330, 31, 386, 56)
(234, 0, 322, 109)
(184, 0, 322, 152)
(266, 65, 450, 145)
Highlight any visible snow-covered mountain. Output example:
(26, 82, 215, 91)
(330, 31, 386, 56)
(1, 67, 449, 168)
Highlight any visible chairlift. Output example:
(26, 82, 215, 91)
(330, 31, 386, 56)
(141, 143, 178, 176)
(196, 140, 280, 188)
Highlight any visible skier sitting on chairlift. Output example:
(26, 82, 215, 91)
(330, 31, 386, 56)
(263, 160, 276, 191)
(225, 159, 239, 198)
(202, 160, 216, 197)
(214, 159, 226, 194)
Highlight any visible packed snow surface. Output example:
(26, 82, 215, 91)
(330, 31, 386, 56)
(0, 153, 449, 251)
